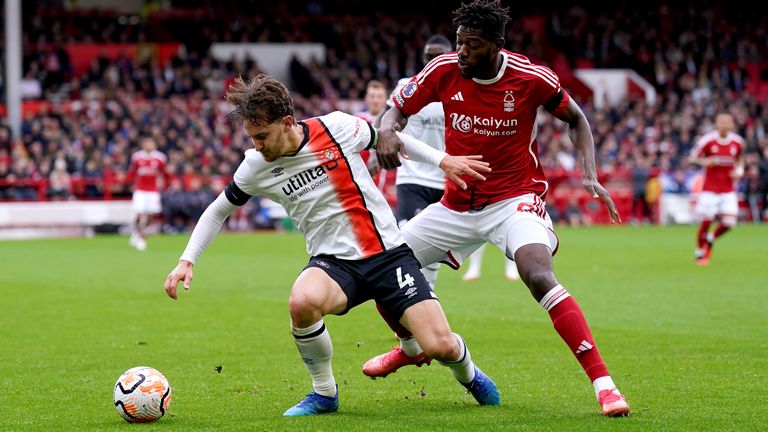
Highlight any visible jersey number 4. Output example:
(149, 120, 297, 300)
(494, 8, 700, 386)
(396, 266, 415, 289)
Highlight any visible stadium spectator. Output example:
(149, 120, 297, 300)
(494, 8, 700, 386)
(690, 113, 744, 266)
(630, 153, 653, 224)
(47, 158, 73, 200)
(372, 0, 629, 417)
(163, 74, 500, 416)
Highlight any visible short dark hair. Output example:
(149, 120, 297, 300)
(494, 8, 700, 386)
(226, 74, 294, 126)
(452, 0, 510, 40)
(366, 80, 387, 93)
(425, 34, 452, 49)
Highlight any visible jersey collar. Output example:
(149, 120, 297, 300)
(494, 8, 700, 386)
(285, 122, 310, 157)
(472, 51, 508, 85)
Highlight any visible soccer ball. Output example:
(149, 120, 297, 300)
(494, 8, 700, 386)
(113, 366, 172, 423)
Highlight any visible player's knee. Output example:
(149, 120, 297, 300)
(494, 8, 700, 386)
(721, 216, 737, 227)
(420, 333, 460, 362)
(288, 291, 323, 326)
(521, 269, 558, 297)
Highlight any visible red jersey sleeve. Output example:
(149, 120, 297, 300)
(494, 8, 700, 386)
(392, 53, 455, 116)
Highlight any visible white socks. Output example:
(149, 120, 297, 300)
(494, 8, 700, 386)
(539, 284, 571, 312)
(399, 336, 424, 357)
(438, 333, 476, 384)
(292, 320, 336, 397)
(593, 376, 618, 399)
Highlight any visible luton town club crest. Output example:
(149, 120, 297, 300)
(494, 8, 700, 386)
(324, 149, 336, 161)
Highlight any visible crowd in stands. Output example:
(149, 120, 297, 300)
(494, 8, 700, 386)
(2, 1, 767, 228)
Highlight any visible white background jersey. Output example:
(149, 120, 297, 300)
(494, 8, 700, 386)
(389, 77, 446, 190)
(232, 111, 404, 259)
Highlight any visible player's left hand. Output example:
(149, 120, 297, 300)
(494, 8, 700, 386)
(164, 260, 194, 300)
(583, 178, 621, 224)
(376, 126, 406, 169)
(439, 155, 491, 190)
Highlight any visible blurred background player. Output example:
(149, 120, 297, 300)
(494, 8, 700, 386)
(127, 137, 167, 251)
(690, 113, 744, 266)
(372, 0, 629, 417)
(461, 244, 519, 281)
(356, 80, 388, 127)
(356, 80, 396, 205)
(364, 35, 452, 376)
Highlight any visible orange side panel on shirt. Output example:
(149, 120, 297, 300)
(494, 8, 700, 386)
(304, 119, 384, 257)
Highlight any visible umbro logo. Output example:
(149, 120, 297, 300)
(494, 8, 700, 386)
(271, 167, 284, 177)
(575, 340, 593, 355)
(450, 91, 465, 101)
(405, 286, 418, 298)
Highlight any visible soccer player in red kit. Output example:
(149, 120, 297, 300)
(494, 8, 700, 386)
(690, 113, 744, 265)
(368, 0, 629, 417)
(127, 137, 167, 251)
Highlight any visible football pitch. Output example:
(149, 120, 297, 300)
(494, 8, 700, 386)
(1, 225, 765, 431)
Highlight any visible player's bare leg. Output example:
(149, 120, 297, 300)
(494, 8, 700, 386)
(129, 213, 148, 251)
(695, 218, 713, 265)
(705, 214, 736, 262)
(283, 268, 346, 416)
(399, 299, 499, 405)
(515, 243, 629, 417)
(363, 302, 431, 378)
(364, 261, 441, 378)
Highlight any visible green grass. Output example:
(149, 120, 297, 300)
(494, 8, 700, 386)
(1, 225, 766, 431)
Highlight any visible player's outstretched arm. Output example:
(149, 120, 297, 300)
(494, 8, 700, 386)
(164, 191, 240, 299)
(554, 98, 621, 224)
(376, 107, 409, 169)
(396, 131, 491, 190)
(439, 155, 491, 190)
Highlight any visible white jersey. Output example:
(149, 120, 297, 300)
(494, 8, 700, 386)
(232, 111, 404, 260)
(388, 77, 446, 190)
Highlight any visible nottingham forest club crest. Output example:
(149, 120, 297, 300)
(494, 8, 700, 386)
(504, 90, 515, 112)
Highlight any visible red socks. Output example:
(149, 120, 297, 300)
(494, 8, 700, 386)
(697, 220, 712, 248)
(547, 295, 610, 382)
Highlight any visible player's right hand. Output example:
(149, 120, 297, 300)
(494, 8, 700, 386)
(164, 260, 193, 300)
(439, 155, 492, 190)
(376, 126, 405, 169)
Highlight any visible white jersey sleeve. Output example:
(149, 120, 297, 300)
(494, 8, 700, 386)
(322, 111, 377, 155)
(389, 76, 446, 190)
(179, 192, 239, 264)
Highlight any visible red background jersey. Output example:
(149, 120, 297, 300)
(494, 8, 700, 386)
(690, 131, 743, 193)
(128, 150, 167, 192)
(393, 49, 569, 211)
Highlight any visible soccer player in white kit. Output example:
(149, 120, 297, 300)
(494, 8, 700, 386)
(371, 0, 629, 417)
(689, 113, 744, 266)
(163, 75, 499, 416)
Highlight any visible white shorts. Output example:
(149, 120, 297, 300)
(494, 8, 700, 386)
(132, 190, 162, 214)
(695, 191, 738, 222)
(402, 194, 559, 269)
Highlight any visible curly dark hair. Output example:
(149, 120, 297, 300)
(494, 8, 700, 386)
(452, 0, 510, 40)
(226, 74, 294, 126)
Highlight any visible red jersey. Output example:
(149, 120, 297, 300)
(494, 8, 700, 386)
(128, 150, 167, 192)
(393, 49, 570, 211)
(690, 131, 743, 193)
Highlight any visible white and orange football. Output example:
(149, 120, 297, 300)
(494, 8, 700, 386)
(113, 366, 172, 423)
